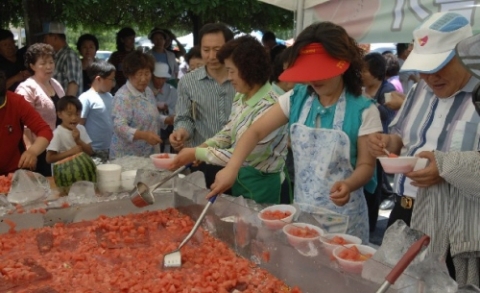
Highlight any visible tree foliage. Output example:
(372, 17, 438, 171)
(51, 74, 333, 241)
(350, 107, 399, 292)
(3, 0, 293, 44)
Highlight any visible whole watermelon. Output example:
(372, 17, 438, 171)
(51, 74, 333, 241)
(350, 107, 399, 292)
(53, 152, 97, 193)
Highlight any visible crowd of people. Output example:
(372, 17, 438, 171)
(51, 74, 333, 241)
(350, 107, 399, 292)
(1, 11, 480, 287)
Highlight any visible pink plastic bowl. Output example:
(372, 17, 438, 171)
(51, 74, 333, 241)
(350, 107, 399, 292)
(378, 156, 418, 174)
(257, 204, 296, 230)
(150, 154, 177, 170)
(332, 244, 377, 274)
(283, 223, 324, 247)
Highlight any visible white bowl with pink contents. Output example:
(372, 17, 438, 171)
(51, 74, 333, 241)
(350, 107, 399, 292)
(378, 156, 418, 174)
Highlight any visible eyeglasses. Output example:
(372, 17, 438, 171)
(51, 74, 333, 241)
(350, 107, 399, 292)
(104, 77, 116, 86)
(473, 83, 480, 116)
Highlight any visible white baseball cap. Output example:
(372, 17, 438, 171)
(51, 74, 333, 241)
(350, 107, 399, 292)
(401, 12, 473, 74)
(153, 63, 171, 78)
(37, 22, 66, 35)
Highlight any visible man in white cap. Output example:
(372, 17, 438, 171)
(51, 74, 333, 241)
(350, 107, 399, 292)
(150, 62, 176, 152)
(40, 22, 83, 97)
(405, 32, 480, 287)
(368, 11, 480, 277)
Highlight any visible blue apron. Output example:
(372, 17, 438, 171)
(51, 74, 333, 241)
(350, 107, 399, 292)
(290, 92, 369, 243)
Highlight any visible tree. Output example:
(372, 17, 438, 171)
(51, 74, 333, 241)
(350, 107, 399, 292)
(2, 0, 293, 46)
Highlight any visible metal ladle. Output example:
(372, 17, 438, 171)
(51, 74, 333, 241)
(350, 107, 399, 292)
(129, 163, 192, 208)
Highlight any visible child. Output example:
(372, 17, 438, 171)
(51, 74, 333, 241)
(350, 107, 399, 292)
(79, 61, 116, 163)
(46, 96, 94, 163)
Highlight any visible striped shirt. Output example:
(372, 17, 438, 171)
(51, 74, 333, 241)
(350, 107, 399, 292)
(195, 83, 288, 173)
(411, 151, 480, 286)
(54, 46, 83, 97)
(174, 66, 236, 147)
(390, 77, 480, 198)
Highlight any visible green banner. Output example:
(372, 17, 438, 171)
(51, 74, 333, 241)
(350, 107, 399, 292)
(305, 0, 480, 43)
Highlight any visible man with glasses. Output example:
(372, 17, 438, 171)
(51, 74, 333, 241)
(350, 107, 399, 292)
(78, 61, 116, 163)
(368, 12, 480, 280)
(406, 32, 480, 287)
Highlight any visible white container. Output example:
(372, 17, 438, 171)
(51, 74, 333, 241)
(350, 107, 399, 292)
(98, 181, 120, 193)
(96, 164, 122, 181)
(283, 223, 324, 247)
(319, 233, 362, 256)
(378, 156, 418, 174)
(96, 164, 122, 192)
(333, 244, 377, 274)
(121, 170, 137, 190)
(257, 204, 296, 230)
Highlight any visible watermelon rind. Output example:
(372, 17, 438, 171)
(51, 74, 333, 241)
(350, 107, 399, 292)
(53, 152, 97, 193)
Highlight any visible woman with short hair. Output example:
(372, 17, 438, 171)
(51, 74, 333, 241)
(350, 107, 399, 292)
(171, 35, 289, 204)
(76, 34, 99, 92)
(205, 22, 383, 243)
(109, 51, 167, 159)
(15, 43, 65, 176)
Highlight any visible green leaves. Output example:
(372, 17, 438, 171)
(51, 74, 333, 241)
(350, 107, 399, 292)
(5, 0, 293, 42)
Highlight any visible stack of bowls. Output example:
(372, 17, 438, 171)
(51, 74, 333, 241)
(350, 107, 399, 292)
(96, 164, 122, 193)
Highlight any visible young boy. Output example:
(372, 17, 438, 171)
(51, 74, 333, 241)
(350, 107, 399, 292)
(79, 61, 116, 163)
(46, 96, 93, 163)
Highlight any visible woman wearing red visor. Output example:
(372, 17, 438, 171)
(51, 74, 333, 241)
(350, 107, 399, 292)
(207, 22, 382, 243)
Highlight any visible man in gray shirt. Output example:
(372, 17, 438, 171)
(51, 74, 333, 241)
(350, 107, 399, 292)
(170, 23, 236, 187)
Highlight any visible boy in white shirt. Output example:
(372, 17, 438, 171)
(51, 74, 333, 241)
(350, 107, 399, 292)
(46, 96, 93, 163)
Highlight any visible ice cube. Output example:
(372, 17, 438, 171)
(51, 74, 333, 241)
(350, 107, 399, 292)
(67, 181, 96, 205)
(362, 220, 426, 289)
(421, 269, 458, 293)
(7, 170, 50, 205)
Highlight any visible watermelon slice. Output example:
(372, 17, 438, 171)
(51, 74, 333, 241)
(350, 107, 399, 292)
(53, 152, 96, 193)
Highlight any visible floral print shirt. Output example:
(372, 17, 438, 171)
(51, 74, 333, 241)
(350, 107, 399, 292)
(109, 81, 164, 159)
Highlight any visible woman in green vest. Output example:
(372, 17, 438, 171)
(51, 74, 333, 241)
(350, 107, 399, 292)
(204, 22, 383, 243)
(170, 35, 290, 204)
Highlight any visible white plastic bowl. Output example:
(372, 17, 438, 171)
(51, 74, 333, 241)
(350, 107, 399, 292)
(121, 170, 137, 190)
(378, 156, 418, 174)
(96, 164, 122, 185)
(333, 244, 377, 274)
(150, 154, 177, 170)
(319, 233, 362, 256)
(283, 223, 324, 247)
(257, 204, 296, 230)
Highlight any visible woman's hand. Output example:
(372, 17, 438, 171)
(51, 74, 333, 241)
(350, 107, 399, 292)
(330, 181, 351, 206)
(142, 131, 162, 145)
(367, 133, 390, 157)
(207, 166, 238, 198)
(169, 148, 196, 170)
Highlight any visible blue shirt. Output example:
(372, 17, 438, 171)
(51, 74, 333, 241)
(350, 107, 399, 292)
(151, 52, 170, 73)
(79, 89, 114, 150)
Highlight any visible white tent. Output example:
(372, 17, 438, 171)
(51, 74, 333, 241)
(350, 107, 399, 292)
(259, 0, 329, 37)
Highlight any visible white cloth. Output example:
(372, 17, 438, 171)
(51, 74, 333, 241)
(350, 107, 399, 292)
(278, 90, 383, 136)
(47, 124, 92, 153)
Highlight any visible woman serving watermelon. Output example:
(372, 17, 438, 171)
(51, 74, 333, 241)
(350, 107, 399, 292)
(206, 22, 383, 243)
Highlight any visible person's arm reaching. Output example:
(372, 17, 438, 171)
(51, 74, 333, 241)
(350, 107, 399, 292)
(18, 96, 53, 169)
(171, 79, 194, 150)
(207, 103, 289, 197)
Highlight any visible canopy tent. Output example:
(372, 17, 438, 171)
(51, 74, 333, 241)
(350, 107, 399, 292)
(259, 0, 480, 43)
(259, 0, 329, 37)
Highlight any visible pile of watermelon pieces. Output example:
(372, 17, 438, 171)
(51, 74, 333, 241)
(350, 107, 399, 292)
(0, 174, 13, 194)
